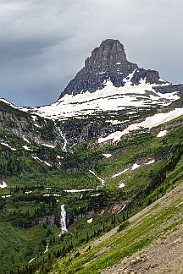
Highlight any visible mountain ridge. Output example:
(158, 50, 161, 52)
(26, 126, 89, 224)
(59, 39, 183, 99)
(25, 39, 183, 120)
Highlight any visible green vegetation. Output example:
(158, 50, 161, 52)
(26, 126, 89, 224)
(0, 222, 58, 274)
(0, 100, 183, 273)
(52, 191, 182, 274)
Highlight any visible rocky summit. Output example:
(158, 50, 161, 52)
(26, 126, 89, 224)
(59, 39, 183, 98)
(26, 39, 183, 120)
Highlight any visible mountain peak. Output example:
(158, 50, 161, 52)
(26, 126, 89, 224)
(58, 39, 183, 100)
(85, 39, 127, 68)
(60, 39, 138, 98)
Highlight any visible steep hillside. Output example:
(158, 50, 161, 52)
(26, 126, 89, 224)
(0, 106, 182, 273)
(48, 183, 183, 274)
(0, 99, 63, 147)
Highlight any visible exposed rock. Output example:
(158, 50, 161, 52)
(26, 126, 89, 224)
(153, 84, 183, 96)
(0, 99, 64, 147)
(59, 39, 166, 98)
(168, 97, 183, 108)
(130, 259, 137, 265)
(58, 39, 183, 101)
(130, 68, 160, 85)
(123, 271, 130, 274)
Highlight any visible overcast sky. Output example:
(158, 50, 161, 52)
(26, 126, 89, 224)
(0, 0, 183, 107)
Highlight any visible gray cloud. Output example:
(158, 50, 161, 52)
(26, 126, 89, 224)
(0, 0, 183, 106)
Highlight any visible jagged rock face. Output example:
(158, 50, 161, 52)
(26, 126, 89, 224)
(0, 100, 64, 147)
(86, 39, 128, 67)
(60, 39, 139, 97)
(130, 68, 160, 85)
(154, 84, 183, 96)
(59, 39, 170, 98)
(31, 39, 183, 121)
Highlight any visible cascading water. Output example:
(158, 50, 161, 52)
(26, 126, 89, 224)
(89, 169, 105, 186)
(44, 242, 49, 253)
(58, 204, 67, 237)
(28, 258, 35, 264)
(54, 122, 67, 152)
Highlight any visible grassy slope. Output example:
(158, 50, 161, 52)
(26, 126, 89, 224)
(37, 116, 183, 274)
(0, 222, 59, 274)
(48, 179, 183, 274)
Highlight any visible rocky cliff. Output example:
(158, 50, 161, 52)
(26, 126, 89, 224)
(59, 39, 183, 98)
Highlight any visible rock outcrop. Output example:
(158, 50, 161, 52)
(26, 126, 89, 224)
(59, 39, 139, 97)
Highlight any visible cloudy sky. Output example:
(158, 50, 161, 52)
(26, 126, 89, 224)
(0, 0, 183, 107)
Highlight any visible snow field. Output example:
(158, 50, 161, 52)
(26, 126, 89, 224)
(98, 108, 183, 144)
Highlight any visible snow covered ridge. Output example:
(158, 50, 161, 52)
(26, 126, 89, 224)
(0, 98, 17, 109)
(98, 108, 183, 144)
(27, 77, 180, 120)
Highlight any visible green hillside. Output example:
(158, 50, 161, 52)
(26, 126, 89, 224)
(0, 100, 183, 273)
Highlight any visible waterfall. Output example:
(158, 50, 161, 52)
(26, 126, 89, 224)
(58, 204, 67, 237)
(89, 169, 105, 186)
(28, 258, 35, 264)
(59, 129, 67, 152)
(54, 122, 67, 152)
(44, 242, 49, 253)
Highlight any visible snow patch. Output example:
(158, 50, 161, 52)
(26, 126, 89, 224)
(157, 130, 167, 138)
(131, 163, 140, 170)
(43, 194, 61, 197)
(27, 79, 179, 120)
(105, 120, 122, 125)
(23, 138, 30, 143)
(98, 108, 183, 143)
(23, 145, 32, 151)
(111, 168, 129, 178)
(41, 143, 56, 148)
(118, 182, 125, 188)
(102, 153, 112, 158)
(1, 195, 11, 198)
(28, 258, 35, 264)
(64, 189, 93, 193)
(89, 170, 105, 185)
(98, 131, 124, 144)
(87, 218, 93, 224)
(0, 98, 17, 109)
(1, 142, 16, 151)
(0, 181, 8, 189)
(32, 156, 52, 167)
(145, 159, 155, 165)
(34, 123, 42, 128)
(25, 191, 33, 194)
